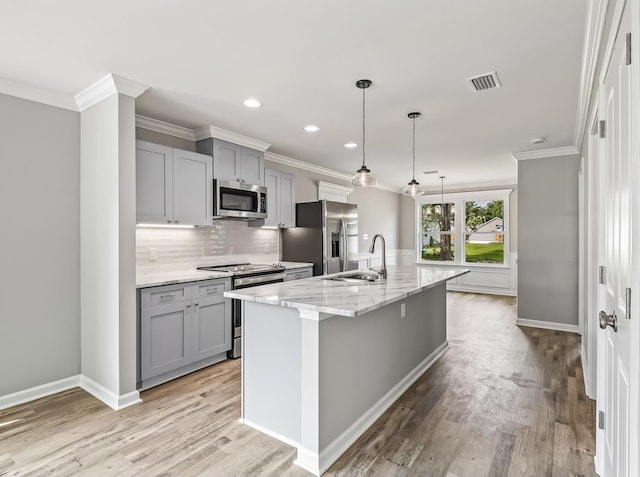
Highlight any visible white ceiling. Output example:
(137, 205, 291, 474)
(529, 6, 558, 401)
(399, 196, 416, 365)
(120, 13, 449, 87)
(1, 0, 587, 191)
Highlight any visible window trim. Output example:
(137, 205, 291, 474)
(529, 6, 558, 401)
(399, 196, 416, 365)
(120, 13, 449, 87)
(415, 188, 512, 268)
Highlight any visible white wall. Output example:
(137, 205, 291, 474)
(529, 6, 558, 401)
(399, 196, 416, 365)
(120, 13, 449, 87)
(0, 93, 80, 396)
(81, 93, 138, 404)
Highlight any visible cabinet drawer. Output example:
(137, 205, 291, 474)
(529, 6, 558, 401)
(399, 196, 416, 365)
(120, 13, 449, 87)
(141, 284, 191, 308)
(194, 279, 231, 298)
(284, 268, 313, 281)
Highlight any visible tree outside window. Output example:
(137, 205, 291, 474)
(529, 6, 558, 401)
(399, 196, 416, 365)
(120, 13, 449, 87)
(420, 203, 455, 261)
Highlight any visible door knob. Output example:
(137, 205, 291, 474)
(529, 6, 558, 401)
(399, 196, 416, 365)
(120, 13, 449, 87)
(599, 310, 618, 332)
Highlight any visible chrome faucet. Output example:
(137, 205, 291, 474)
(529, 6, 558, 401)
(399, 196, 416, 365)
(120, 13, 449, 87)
(368, 234, 387, 279)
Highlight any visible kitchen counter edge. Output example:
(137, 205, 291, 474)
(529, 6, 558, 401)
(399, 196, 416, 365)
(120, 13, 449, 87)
(224, 266, 469, 317)
(136, 261, 314, 289)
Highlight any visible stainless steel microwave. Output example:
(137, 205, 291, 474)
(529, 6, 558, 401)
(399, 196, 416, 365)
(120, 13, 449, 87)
(214, 179, 267, 219)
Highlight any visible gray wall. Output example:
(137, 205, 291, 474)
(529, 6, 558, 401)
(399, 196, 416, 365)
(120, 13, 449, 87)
(399, 195, 416, 250)
(518, 155, 580, 325)
(0, 93, 80, 395)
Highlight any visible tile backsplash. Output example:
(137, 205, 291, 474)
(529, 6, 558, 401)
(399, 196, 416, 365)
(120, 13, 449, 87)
(136, 221, 279, 275)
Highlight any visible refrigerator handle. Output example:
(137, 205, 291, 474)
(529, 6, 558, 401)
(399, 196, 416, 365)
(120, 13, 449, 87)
(341, 219, 348, 271)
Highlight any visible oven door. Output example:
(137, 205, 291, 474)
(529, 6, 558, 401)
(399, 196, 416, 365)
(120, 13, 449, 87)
(214, 179, 267, 219)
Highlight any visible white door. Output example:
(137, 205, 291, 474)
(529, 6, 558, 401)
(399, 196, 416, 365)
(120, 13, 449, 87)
(597, 4, 632, 476)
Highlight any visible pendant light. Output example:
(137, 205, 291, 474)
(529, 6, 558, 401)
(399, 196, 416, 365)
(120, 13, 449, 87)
(402, 112, 424, 196)
(351, 79, 376, 187)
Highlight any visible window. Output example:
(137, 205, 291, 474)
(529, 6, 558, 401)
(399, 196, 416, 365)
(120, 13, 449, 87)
(416, 189, 511, 266)
(420, 202, 455, 262)
(464, 199, 504, 264)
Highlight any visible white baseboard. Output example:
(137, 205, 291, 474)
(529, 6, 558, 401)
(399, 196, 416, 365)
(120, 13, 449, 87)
(242, 418, 300, 449)
(294, 447, 321, 476)
(1, 375, 141, 412)
(79, 375, 141, 411)
(516, 318, 580, 334)
(447, 284, 517, 297)
(296, 341, 449, 476)
(0, 375, 81, 411)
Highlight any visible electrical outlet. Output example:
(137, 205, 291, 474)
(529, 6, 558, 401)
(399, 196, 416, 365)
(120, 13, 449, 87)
(363, 234, 369, 240)
(148, 248, 158, 261)
(400, 303, 406, 318)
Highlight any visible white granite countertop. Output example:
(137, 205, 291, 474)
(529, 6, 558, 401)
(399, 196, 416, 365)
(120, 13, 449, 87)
(136, 261, 314, 288)
(224, 265, 469, 317)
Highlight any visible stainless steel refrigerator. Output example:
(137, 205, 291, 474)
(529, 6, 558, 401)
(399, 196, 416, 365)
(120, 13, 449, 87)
(281, 200, 358, 276)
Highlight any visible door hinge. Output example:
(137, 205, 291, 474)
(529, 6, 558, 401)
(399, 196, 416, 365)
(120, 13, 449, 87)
(626, 288, 631, 320)
(599, 266, 606, 284)
(599, 120, 606, 139)
(626, 33, 632, 66)
(599, 410, 605, 430)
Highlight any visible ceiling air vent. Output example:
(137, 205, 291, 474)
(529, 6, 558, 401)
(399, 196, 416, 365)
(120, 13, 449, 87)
(466, 71, 502, 93)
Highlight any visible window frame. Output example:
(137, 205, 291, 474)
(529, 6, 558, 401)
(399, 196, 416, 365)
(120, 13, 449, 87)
(415, 188, 512, 268)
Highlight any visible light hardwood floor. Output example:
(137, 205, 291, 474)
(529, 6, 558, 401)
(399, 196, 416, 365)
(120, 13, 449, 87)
(0, 292, 596, 477)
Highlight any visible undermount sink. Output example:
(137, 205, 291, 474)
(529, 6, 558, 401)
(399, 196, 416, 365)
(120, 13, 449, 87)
(323, 271, 383, 283)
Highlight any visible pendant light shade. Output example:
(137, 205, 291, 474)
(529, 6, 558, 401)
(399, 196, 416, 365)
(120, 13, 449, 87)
(351, 79, 376, 187)
(402, 112, 424, 197)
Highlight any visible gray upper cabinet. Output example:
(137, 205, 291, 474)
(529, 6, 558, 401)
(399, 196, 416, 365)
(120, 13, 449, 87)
(241, 147, 264, 184)
(136, 142, 173, 224)
(264, 168, 295, 228)
(172, 149, 212, 225)
(196, 138, 264, 185)
(136, 140, 212, 226)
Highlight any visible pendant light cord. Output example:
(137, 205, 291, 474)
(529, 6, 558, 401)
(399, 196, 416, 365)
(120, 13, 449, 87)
(361, 86, 366, 168)
(412, 117, 416, 180)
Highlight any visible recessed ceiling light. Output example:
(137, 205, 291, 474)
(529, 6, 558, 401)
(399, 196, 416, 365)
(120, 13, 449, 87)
(344, 142, 357, 149)
(243, 98, 262, 108)
(304, 125, 320, 132)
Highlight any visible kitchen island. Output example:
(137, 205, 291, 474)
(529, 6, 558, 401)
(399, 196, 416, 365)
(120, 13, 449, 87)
(225, 265, 468, 476)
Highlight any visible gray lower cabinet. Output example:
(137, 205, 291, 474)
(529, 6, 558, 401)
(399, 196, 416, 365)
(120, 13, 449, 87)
(138, 278, 231, 389)
(284, 267, 313, 281)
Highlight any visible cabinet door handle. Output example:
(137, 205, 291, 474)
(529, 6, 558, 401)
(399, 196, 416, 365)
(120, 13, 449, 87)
(175, 219, 180, 224)
(160, 294, 175, 298)
(167, 219, 173, 223)
(186, 304, 191, 308)
(206, 287, 218, 292)
(194, 303, 199, 306)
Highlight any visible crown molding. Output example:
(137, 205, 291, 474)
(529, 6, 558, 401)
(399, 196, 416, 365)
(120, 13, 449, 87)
(0, 76, 78, 111)
(135, 115, 195, 141)
(318, 181, 354, 196)
(419, 181, 517, 195)
(574, 0, 609, 149)
(512, 145, 580, 161)
(194, 125, 271, 151)
(74, 74, 149, 112)
(265, 151, 352, 181)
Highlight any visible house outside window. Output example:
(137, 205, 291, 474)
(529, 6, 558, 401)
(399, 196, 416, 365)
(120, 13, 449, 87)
(416, 189, 511, 267)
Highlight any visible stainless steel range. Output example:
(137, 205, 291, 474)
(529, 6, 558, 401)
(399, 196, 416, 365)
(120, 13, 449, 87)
(197, 263, 286, 358)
